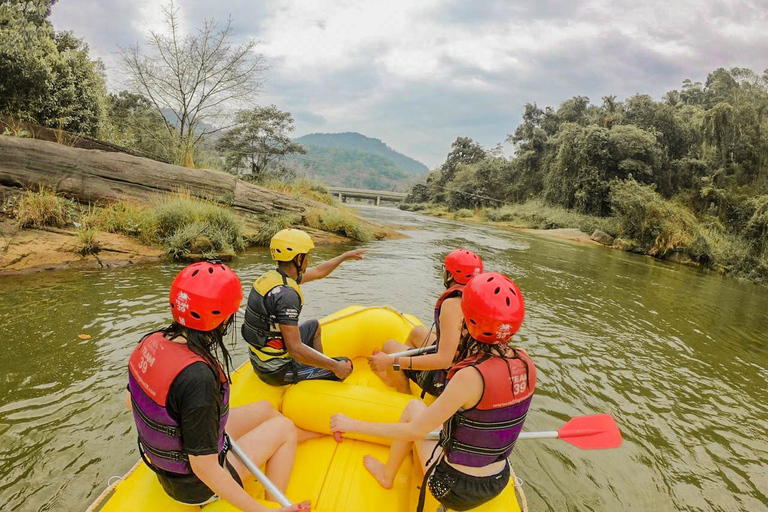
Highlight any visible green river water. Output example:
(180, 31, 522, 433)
(0, 206, 766, 512)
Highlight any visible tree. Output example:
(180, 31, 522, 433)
(427, 137, 486, 202)
(101, 91, 176, 161)
(0, 1, 105, 135)
(215, 105, 306, 181)
(119, 1, 265, 167)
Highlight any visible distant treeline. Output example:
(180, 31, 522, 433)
(408, 67, 768, 283)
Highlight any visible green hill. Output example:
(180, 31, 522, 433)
(288, 132, 428, 190)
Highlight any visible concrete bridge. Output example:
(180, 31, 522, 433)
(327, 187, 407, 206)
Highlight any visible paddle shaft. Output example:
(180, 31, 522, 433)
(425, 430, 558, 441)
(391, 345, 438, 357)
(228, 437, 293, 507)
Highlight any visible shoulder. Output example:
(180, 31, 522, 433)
(171, 362, 218, 395)
(265, 285, 301, 306)
(439, 295, 462, 315)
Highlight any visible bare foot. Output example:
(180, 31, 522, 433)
(297, 427, 323, 444)
(363, 455, 394, 489)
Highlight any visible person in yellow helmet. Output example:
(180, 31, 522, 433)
(242, 229, 365, 386)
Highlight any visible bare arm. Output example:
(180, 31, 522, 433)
(301, 250, 365, 283)
(280, 324, 348, 377)
(406, 298, 462, 371)
(330, 368, 482, 441)
(368, 297, 462, 372)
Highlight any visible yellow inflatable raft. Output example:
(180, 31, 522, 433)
(87, 306, 523, 512)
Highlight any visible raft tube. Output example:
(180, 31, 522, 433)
(87, 305, 523, 512)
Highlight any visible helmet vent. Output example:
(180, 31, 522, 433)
(287, 247, 293, 251)
(192, 269, 199, 277)
(208, 267, 214, 274)
(483, 332, 493, 337)
(276, 248, 282, 253)
(509, 288, 516, 295)
(212, 310, 221, 315)
(469, 319, 477, 325)
(494, 287, 500, 294)
(506, 297, 511, 307)
(190, 311, 201, 319)
(486, 276, 494, 282)
(170, 303, 175, 309)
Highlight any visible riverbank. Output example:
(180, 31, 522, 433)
(0, 137, 401, 275)
(400, 200, 767, 284)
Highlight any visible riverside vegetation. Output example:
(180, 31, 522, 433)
(2, 186, 374, 262)
(404, 67, 768, 284)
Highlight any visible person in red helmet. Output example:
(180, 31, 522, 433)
(126, 261, 309, 512)
(332, 272, 535, 512)
(368, 249, 483, 396)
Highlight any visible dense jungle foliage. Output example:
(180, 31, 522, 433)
(409, 67, 768, 283)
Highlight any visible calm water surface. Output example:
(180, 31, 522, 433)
(0, 206, 766, 512)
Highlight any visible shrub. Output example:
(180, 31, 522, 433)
(453, 209, 473, 219)
(610, 179, 707, 261)
(15, 187, 69, 229)
(262, 178, 336, 206)
(76, 227, 100, 255)
(94, 202, 156, 243)
(304, 208, 373, 242)
(154, 194, 245, 259)
(252, 212, 301, 246)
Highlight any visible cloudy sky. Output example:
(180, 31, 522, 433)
(52, 0, 767, 168)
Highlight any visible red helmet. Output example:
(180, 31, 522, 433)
(461, 272, 524, 344)
(169, 261, 243, 331)
(444, 249, 483, 285)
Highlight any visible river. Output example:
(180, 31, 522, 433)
(0, 206, 766, 512)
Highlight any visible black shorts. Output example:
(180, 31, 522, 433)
(403, 368, 447, 397)
(428, 459, 510, 511)
(251, 320, 352, 386)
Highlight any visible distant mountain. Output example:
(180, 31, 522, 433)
(288, 132, 429, 190)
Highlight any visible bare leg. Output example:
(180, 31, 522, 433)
(227, 414, 297, 501)
(226, 400, 280, 440)
(364, 400, 428, 488)
(405, 325, 436, 349)
(297, 427, 323, 443)
(311, 324, 323, 352)
(381, 339, 412, 394)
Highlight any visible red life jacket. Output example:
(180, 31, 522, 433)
(433, 283, 464, 343)
(128, 332, 229, 475)
(440, 350, 536, 467)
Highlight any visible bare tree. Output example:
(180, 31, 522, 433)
(119, 1, 266, 167)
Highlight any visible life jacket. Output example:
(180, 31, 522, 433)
(439, 350, 536, 467)
(128, 332, 229, 475)
(433, 283, 464, 344)
(242, 270, 304, 366)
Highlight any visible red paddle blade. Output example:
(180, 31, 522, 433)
(557, 414, 622, 450)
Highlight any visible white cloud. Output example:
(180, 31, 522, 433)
(50, 0, 768, 167)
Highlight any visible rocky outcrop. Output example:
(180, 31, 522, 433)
(590, 229, 615, 246)
(0, 137, 321, 216)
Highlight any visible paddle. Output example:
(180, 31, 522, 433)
(424, 414, 622, 450)
(390, 345, 438, 357)
(228, 436, 294, 507)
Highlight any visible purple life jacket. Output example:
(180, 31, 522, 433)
(440, 350, 536, 467)
(128, 332, 229, 475)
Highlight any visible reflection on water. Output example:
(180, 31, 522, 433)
(0, 206, 766, 512)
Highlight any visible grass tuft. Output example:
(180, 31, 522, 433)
(15, 187, 69, 229)
(304, 208, 373, 242)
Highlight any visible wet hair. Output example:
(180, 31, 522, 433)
(141, 315, 236, 382)
(455, 322, 531, 396)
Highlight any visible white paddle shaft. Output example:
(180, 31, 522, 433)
(228, 437, 293, 507)
(391, 345, 438, 357)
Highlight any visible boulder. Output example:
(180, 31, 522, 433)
(590, 229, 615, 246)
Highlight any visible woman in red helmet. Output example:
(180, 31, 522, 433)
(333, 272, 535, 512)
(126, 261, 308, 512)
(368, 249, 483, 396)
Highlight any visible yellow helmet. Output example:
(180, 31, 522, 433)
(270, 229, 315, 261)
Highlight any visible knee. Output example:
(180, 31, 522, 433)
(402, 399, 427, 422)
(382, 339, 400, 353)
(277, 416, 298, 441)
(252, 400, 278, 418)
